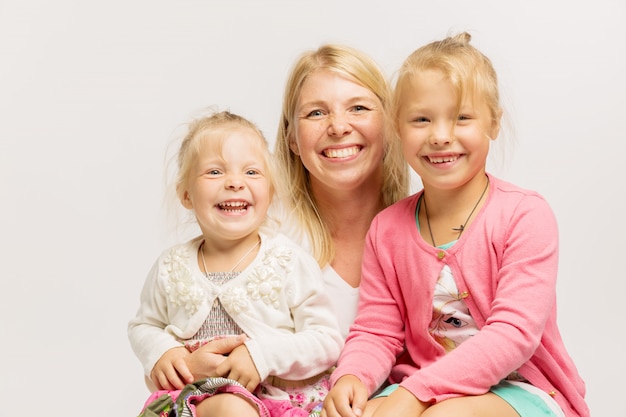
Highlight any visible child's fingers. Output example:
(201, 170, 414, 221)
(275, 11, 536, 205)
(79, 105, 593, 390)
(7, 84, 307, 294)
(204, 334, 246, 356)
(172, 357, 194, 385)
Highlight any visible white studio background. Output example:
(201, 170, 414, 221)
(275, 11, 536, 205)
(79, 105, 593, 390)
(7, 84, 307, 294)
(0, 1, 622, 415)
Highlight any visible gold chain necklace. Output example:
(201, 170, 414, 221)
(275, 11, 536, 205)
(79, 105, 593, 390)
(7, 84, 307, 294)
(200, 238, 261, 275)
(423, 177, 489, 247)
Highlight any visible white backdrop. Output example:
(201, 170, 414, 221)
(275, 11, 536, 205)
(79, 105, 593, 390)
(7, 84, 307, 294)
(1, 1, 622, 415)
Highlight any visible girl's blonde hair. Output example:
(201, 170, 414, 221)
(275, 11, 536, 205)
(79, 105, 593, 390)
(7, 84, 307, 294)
(393, 32, 502, 132)
(274, 44, 409, 266)
(175, 110, 275, 202)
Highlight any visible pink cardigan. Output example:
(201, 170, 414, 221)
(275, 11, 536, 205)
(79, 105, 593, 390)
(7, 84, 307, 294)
(331, 175, 588, 417)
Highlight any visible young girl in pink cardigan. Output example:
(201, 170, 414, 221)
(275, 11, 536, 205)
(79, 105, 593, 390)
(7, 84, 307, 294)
(322, 33, 589, 417)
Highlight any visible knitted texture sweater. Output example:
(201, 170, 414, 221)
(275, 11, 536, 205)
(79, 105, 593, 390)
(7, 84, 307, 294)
(331, 174, 588, 417)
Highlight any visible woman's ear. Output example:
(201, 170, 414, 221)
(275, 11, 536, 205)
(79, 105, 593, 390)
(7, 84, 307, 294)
(288, 135, 300, 155)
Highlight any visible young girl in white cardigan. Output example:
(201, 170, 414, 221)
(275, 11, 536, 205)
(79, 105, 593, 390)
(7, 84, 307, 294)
(129, 110, 342, 417)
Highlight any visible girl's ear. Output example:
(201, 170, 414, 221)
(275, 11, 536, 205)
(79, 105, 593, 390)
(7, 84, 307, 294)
(488, 108, 503, 140)
(180, 190, 193, 209)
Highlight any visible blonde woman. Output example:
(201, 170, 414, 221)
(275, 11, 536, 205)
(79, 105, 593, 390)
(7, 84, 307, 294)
(274, 44, 410, 338)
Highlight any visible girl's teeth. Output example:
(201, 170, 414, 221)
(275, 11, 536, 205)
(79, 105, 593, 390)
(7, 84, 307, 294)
(429, 156, 458, 163)
(219, 202, 247, 211)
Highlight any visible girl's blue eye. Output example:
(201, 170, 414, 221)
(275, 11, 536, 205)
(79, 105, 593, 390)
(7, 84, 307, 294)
(307, 110, 324, 118)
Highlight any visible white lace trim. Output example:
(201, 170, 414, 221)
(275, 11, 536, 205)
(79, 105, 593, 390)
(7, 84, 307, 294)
(163, 246, 206, 315)
(162, 243, 292, 316)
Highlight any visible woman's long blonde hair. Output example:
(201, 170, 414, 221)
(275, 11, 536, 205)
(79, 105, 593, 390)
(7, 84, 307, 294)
(274, 44, 409, 266)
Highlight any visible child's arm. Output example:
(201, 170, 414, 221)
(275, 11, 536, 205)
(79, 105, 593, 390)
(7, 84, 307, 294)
(241, 239, 344, 382)
(128, 260, 186, 386)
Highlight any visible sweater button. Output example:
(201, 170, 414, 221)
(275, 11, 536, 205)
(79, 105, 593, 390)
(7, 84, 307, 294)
(437, 251, 445, 260)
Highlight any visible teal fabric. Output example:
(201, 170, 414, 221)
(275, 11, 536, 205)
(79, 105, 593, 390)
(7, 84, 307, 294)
(491, 381, 557, 417)
(372, 383, 398, 398)
(373, 381, 558, 417)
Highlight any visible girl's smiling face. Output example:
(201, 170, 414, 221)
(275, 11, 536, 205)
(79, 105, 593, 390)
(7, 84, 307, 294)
(181, 126, 272, 243)
(396, 69, 500, 191)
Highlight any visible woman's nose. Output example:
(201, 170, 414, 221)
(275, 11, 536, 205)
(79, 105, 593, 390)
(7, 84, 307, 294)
(327, 113, 353, 137)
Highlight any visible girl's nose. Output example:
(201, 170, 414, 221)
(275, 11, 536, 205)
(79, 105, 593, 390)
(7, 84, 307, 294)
(225, 176, 245, 190)
(430, 123, 453, 145)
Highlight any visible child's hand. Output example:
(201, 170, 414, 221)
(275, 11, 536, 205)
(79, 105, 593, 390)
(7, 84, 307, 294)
(185, 334, 247, 380)
(322, 375, 368, 417)
(150, 346, 193, 390)
(215, 343, 260, 392)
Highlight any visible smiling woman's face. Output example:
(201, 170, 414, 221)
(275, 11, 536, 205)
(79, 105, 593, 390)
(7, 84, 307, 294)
(291, 69, 385, 193)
